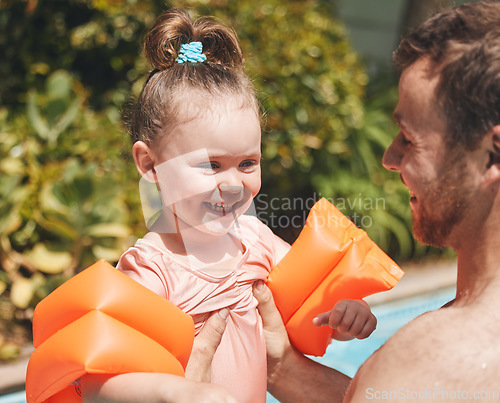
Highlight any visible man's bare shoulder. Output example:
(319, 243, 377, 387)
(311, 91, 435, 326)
(345, 305, 500, 401)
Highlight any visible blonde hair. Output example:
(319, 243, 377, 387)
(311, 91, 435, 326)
(128, 9, 259, 145)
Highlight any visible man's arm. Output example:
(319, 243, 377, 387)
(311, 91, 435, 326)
(252, 282, 351, 402)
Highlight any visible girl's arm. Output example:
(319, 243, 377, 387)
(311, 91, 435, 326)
(81, 310, 237, 403)
(81, 373, 235, 403)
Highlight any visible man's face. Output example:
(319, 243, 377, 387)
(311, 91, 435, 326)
(382, 58, 475, 248)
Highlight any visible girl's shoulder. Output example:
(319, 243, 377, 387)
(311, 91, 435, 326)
(120, 236, 170, 262)
(116, 237, 182, 298)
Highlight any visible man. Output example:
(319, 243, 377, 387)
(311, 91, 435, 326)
(188, 1, 500, 401)
(252, 1, 500, 401)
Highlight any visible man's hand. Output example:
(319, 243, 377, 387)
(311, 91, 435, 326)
(253, 281, 351, 402)
(185, 308, 229, 382)
(252, 281, 291, 379)
(313, 299, 377, 341)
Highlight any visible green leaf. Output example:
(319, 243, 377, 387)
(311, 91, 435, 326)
(74, 176, 94, 202)
(11, 276, 39, 309)
(51, 95, 83, 140)
(92, 244, 124, 262)
(38, 214, 78, 239)
(25, 243, 73, 274)
(0, 280, 7, 296)
(374, 209, 413, 259)
(46, 98, 68, 127)
(0, 342, 21, 361)
(86, 223, 131, 238)
(40, 183, 69, 214)
(26, 91, 50, 140)
(0, 157, 25, 176)
(10, 277, 34, 309)
(0, 213, 22, 236)
(62, 158, 83, 182)
(46, 70, 73, 100)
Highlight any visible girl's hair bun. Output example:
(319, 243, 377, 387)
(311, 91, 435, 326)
(143, 9, 244, 70)
(143, 9, 193, 70)
(193, 17, 243, 68)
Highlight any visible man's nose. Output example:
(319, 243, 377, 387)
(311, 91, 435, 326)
(382, 136, 402, 172)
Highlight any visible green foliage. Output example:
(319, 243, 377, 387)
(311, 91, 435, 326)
(314, 82, 414, 257)
(0, 70, 138, 346)
(27, 70, 84, 147)
(0, 0, 164, 110)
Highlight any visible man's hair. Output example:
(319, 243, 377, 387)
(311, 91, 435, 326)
(394, 1, 500, 149)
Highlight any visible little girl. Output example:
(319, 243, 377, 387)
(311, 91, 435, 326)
(83, 9, 376, 402)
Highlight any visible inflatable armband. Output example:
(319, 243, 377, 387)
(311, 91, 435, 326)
(267, 198, 403, 356)
(26, 260, 194, 403)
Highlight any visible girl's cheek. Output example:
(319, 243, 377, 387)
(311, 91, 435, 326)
(187, 171, 219, 191)
(159, 171, 219, 205)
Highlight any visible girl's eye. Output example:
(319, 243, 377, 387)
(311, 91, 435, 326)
(198, 162, 220, 170)
(240, 160, 259, 169)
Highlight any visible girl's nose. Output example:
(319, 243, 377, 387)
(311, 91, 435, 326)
(217, 169, 243, 191)
(218, 185, 244, 202)
(382, 135, 403, 172)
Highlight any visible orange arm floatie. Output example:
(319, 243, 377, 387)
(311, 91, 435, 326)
(26, 260, 194, 403)
(267, 197, 404, 356)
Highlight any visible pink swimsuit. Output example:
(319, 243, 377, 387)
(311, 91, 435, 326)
(116, 215, 290, 402)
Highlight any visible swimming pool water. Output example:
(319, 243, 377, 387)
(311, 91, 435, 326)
(0, 392, 25, 403)
(0, 286, 456, 403)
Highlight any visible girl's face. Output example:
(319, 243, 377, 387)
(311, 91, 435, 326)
(152, 99, 261, 236)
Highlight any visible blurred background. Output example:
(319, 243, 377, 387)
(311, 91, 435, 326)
(0, 0, 469, 360)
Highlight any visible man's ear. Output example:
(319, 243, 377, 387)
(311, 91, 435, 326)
(484, 125, 500, 185)
(132, 141, 156, 183)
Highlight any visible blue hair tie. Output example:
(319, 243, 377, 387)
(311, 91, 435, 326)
(176, 41, 207, 64)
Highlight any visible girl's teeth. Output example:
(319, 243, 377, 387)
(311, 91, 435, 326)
(207, 202, 235, 212)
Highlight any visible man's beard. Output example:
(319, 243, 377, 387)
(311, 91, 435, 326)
(412, 153, 473, 248)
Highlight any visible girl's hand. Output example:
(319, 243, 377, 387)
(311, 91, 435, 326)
(313, 299, 377, 341)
